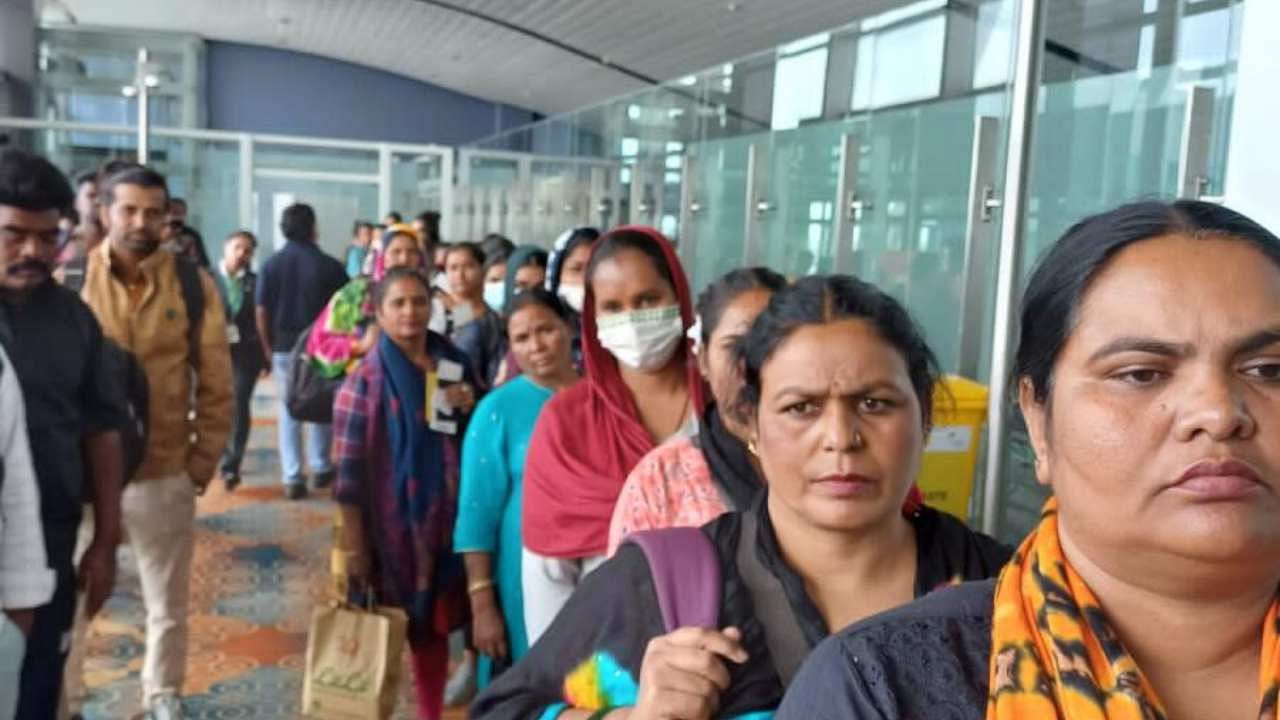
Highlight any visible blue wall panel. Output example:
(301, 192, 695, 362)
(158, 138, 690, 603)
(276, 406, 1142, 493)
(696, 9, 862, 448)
(207, 42, 537, 145)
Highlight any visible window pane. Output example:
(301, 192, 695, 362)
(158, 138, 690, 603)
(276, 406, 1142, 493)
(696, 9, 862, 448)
(772, 46, 829, 130)
(852, 15, 946, 110)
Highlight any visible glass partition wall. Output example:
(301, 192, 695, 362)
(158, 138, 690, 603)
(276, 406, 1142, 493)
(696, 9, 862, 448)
(469, 0, 1245, 541)
(0, 119, 453, 264)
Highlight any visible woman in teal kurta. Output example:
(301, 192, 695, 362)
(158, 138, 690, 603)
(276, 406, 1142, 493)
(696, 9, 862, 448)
(455, 288, 580, 687)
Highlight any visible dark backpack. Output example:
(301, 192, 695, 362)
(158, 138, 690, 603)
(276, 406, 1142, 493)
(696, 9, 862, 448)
(113, 258, 206, 482)
(285, 323, 343, 424)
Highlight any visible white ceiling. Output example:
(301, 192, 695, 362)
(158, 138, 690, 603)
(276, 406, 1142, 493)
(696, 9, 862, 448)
(49, 0, 905, 115)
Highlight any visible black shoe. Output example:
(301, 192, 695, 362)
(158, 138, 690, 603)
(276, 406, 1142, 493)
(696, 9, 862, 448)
(223, 473, 241, 492)
(285, 483, 308, 500)
(312, 470, 336, 490)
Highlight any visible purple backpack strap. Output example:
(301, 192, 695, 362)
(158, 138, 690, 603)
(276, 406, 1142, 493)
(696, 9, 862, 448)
(624, 527, 722, 632)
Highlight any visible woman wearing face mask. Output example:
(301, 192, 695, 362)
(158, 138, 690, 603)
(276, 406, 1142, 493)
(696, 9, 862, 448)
(607, 267, 786, 555)
(520, 227, 707, 644)
(778, 201, 1280, 720)
(491, 246, 552, 387)
(306, 224, 425, 379)
(332, 267, 479, 720)
(447, 242, 506, 389)
(455, 289, 581, 690)
(484, 254, 510, 314)
(474, 275, 1008, 720)
(546, 227, 600, 321)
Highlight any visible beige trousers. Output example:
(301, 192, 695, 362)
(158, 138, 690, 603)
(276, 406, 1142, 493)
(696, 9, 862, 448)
(121, 473, 196, 705)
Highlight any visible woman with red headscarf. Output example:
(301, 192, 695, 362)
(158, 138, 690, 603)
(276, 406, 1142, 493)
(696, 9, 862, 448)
(520, 227, 707, 643)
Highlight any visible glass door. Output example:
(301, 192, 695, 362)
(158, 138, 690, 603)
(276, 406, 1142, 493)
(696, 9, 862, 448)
(678, 133, 756, 293)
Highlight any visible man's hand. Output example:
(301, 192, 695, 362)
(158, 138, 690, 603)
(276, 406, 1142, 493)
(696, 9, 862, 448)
(4, 608, 35, 637)
(78, 539, 118, 618)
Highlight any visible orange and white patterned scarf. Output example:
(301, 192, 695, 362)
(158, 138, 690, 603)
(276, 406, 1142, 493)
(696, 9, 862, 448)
(986, 498, 1280, 719)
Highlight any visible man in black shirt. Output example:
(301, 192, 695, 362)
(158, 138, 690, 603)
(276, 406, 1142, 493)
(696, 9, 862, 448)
(0, 150, 127, 718)
(255, 203, 347, 499)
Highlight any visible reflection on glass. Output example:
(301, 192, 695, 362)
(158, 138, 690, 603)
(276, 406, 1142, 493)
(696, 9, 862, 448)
(1177, 7, 1234, 71)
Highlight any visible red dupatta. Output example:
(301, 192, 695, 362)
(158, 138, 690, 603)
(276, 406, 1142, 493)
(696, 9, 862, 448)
(522, 226, 707, 558)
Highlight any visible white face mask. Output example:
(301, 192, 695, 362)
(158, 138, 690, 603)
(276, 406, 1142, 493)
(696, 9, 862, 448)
(596, 305, 685, 372)
(558, 283, 585, 313)
(483, 281, 505, 313)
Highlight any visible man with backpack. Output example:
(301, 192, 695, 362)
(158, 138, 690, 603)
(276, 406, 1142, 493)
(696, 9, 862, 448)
(0, 149, 127, 720)
(80, 163, 231, 720)
(255, 203, 347, 500)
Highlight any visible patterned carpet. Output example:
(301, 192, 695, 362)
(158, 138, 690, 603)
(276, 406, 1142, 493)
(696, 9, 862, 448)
(75, 380, 466, 719)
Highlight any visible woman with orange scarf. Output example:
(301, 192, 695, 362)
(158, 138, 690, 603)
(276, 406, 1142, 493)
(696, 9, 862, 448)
(777, 199, 1280, 720)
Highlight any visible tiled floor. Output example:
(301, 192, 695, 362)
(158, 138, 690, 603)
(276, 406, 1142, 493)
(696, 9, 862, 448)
(74, 381, 463, 719)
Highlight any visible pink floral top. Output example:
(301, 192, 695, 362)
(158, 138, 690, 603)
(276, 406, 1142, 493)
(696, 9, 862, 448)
(606, 436, 731, 556)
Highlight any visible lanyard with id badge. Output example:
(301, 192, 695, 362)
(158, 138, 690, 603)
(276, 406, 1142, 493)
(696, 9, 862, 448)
(425, 358, 466, 435)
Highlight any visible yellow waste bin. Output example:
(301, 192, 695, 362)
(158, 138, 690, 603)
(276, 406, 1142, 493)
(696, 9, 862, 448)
(917, 375, 989, 522)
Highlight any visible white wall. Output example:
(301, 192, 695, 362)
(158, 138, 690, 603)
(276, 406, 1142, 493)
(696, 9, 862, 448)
(1223, 0, 1280, 234)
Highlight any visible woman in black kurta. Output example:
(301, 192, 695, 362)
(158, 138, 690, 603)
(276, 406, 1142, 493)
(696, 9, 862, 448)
(472, 276, 1010, 720)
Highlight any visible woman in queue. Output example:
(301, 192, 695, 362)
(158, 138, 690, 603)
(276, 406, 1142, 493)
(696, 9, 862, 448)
(503, 246, 549, 306)
(455, 289, 581, 688)
(607, 267, 786, 555)
(306, 224, 425, 378)
(490, 245, 551, 386)
(475, 275, 1009, 720)
(331, 267, 479, 720)
(520, 227, 707, 644)
(546, 226, 599, 321)
(447, 241, 507, 388)
(778, 200, 1280, 719)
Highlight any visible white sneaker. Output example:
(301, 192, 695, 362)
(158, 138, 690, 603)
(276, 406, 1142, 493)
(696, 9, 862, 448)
(149, 693, 185, 720)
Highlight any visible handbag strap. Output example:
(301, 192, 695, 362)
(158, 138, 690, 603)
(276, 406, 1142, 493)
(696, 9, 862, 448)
(625, 527, 722, 632)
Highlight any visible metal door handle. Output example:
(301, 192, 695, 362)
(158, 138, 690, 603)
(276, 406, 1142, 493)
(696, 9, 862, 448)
(755, 198, 776, 217)
(848, 195, 872, 221)
(689, 200, 704, 215)
(980, 185, 1002, 223)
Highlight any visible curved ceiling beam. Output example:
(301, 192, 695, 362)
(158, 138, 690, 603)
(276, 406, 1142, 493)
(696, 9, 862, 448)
(414, 0, 771, 129)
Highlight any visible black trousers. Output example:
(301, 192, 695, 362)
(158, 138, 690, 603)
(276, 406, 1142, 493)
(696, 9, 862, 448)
(220, 346, 264, 477)
(16, 519, 78, 720)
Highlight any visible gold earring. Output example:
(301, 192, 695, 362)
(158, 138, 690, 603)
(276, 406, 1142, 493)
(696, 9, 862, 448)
(747, 438, 759, 457)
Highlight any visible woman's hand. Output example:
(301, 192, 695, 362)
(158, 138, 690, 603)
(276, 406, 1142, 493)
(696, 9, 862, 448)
(445, 382, 476, 414)
(344, 548, 368, 587)
(470, 589, 509, 661)
(352, 326, 379, 358)
(629, 627, 748, 720)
